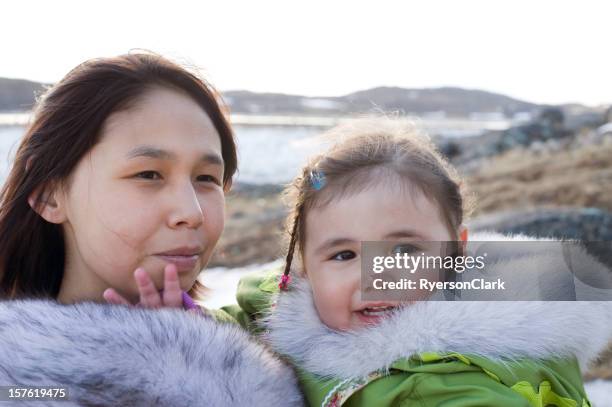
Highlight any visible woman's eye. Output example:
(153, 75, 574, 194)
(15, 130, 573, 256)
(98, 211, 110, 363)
(391, 244, 420, 255)
(135, 171, 162, 180)
(196, 175, 221, 185)
(330, 250, 356, 261)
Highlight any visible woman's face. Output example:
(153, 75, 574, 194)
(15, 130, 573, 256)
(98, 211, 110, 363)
(55, 86, 226, 303)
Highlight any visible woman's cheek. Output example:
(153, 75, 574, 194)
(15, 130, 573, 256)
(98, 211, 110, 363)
(202, 191, 225, 241)
(91, 193, 159, 260)
(123, 202, 159, 234)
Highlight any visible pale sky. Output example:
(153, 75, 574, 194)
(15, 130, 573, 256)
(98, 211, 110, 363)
(1, 0, 610, 106)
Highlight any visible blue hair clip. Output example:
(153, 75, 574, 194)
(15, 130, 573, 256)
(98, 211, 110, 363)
(310, 170, 326, 190)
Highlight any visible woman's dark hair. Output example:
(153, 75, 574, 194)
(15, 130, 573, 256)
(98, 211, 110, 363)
(0, 52, 237, 299)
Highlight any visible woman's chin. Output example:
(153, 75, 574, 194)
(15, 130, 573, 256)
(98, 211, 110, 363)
(154, 254, 200, 273)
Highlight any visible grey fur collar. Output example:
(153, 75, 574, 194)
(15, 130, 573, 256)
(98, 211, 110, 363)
(0, 300, 303, 406)
(263, 232, 612, 380)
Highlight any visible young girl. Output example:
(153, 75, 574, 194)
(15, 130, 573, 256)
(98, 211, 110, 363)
(223, 118, 611, 406)
(0, 53, 302, 406)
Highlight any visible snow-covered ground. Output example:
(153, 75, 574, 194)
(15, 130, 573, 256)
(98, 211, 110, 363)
(585, 380, 612, 406)
(198, 259, 282, 309)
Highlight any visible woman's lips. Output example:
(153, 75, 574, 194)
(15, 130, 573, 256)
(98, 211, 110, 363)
(155, 254, 199, 272)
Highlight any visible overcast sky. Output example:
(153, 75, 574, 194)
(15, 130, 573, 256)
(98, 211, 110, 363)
(1, 0, 610, 106)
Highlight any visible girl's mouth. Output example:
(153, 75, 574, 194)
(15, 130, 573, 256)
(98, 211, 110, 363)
(361, 305, 397, 315)
(356, 305, 398, 324)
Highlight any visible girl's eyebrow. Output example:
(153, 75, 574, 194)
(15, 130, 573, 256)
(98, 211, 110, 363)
(315, 237, 355, 256)
(314, 229, 429, 255)
(384, 229, 428, 240)
(126, 145, 224, 166)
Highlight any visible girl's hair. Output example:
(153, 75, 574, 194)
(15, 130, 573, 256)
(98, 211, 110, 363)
(0, 52, 237, 299)
(282, 117, 473, 278)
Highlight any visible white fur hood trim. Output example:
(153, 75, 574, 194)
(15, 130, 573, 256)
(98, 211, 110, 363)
(0, 300, 303, 406)
(263, 232, 612, 380)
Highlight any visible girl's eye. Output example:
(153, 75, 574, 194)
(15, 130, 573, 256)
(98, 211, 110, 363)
(330, 250, 356, 261)
(135, 171, 162, 180)
(196, 175, 221, 185)
(391, 244, 420, 255)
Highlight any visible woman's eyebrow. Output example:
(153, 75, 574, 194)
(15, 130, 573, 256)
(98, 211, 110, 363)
(126, 145, 224, 166)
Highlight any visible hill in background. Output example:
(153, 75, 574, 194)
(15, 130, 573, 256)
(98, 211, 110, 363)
(224, 86, 539, 117)
(0, 78, 48, 111)
(1, 76, 541, 117)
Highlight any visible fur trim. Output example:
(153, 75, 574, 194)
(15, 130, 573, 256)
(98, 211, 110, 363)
(0, 300, 303, 407)
(264, 232, 612, 380)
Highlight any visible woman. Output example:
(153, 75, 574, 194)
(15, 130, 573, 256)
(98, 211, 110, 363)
(0, 52, 302, 406)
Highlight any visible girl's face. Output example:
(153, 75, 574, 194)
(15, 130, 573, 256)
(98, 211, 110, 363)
(303, 181, 465, 331)
(52, 86, 226, 303)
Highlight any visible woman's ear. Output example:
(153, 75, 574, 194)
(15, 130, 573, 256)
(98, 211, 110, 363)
(27, 184, 67, 224)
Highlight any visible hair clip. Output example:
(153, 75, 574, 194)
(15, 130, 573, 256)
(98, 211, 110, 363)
(279, 274, 292, 290)
(309, 170, 326, 190)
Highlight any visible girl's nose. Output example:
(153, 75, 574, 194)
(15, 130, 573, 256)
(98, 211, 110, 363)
(167, 182, 204, 229)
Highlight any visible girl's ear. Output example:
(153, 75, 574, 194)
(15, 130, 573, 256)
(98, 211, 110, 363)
(27, 184, 68, 224)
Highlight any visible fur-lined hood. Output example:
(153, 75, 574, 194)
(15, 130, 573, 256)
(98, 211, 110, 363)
(263, 232, 612, 380)
(0, 300, 303, 406)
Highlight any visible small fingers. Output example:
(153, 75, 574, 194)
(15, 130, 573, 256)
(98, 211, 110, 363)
(135, 268, 162, 308)
(103, 288, 133, 306)
(162, 264, 183, 308)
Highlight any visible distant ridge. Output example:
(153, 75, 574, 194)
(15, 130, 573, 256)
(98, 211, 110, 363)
(1, 77, 540, 117)
(0, 78, 48, 111)
(342, 86, 539, 116)
(223, 86, 540, 117)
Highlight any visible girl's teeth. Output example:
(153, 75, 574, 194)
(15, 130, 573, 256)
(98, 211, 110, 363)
(361, 306, 395, 316)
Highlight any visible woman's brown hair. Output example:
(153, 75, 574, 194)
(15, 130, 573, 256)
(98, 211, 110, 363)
(281, 118, 473, 280)
(0, 52, 237, 299)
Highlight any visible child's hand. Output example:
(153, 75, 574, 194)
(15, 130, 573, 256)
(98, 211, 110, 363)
(103, 263, 183, 309)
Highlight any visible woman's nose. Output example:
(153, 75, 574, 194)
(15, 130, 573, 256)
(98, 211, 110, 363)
(167, 182, 204, 229)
